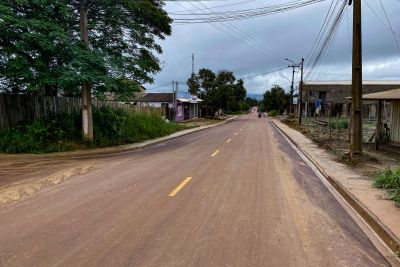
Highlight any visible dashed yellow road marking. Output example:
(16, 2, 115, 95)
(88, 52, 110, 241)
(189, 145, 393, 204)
(234, 132, 239, 136)
(211, 149, 220, 157)
(169, 177, 192, 197)
(226, 138, 232, 143)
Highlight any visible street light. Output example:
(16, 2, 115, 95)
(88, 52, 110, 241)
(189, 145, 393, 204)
(284, 58, 304, 124)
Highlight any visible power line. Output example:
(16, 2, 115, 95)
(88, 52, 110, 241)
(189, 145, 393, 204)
(148, 82, 173, 90)
(175, 1, 282, 62)
(378, 0, 400, 52)
(171, 0, 258, 12)
(192, 0, 284, 63)
(171, 0, 326, 24)
(239, 66, 289, 80)
(304, 0, 347, 80)
(362, 0, 400, 38)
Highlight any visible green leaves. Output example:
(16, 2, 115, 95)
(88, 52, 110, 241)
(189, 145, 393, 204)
(0, 0, 172, 97)
(187, 68, 248, 114)
(262, 85, 289, 114)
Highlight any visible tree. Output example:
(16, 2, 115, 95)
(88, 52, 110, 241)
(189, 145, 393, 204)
(263, 85, 289, 114)
(187, 73, 200, 95)
(244, 97, 259, 108)
(0, 0, 172, 98)
(187, 68, 248, 116)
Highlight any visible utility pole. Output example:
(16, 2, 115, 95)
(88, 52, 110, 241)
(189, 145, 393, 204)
(349, 0, 363, 157)
(172, 80, 176, 121)
(80, 0, 93, 141)
(289, 65, 295, 113)
(285, 58, 304, 123)
(192, 53, 195, 75)
(298, 58, 304, 125)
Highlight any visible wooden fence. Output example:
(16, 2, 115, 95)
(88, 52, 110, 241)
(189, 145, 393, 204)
(0, 94, 163, 130)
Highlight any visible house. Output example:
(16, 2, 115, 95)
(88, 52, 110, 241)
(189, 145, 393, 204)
(135, 92, 202, 121)
(300, 80, 400, 117)
(361, 88, 400, 147)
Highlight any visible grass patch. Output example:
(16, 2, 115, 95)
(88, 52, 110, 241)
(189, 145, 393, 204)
(329, 118, 349, 129)
(373, 167, 400, 207)
(0, 106, 186, 153)
(267, 110, 279, 117)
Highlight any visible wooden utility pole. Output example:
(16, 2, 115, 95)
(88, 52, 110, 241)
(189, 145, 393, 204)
(298, 58, 304, 125)
(350, 0, 362, 156)
(80, 0, 93, 141)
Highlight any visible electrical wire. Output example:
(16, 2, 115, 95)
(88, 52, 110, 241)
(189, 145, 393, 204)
(304, 0, 347, 80)
(362, 0, 400, 38)
(171, 0, 258, 12)
(378, 0, 400, 52)
(170, 0, 326, 24)
(192, 0, 284, 63)
(239, 66, 289, 80)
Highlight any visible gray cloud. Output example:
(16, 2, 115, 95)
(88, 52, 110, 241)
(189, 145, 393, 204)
(145, 0, 400, 96)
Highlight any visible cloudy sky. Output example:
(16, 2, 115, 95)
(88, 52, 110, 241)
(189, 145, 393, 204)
(145, 0, 400, 95)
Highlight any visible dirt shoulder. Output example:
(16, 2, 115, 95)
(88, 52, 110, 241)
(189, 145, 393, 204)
(272, 118, 400, 255)
(0, 116, 237, 206)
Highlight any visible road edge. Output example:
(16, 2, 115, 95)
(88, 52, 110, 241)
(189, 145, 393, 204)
(271, 119, 400, 256)
(1, 116, 238, 161)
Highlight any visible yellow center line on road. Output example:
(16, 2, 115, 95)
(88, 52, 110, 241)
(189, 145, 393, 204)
(226, 138, 232, 143)
(211, 149, 220, 157)
(169, 177, 192, 197)
(234, 132, 239, 136)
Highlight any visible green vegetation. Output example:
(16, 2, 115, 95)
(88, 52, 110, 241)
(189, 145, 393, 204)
(395, 250, 400, 258)
(267, 110, 280, 117)
(262, 85, 289, 114)
(0, 107, 185, 153)
(187, 68, 248, 116)
(329, 118, 349, 129)
(0, 1, 171, 99)
(373, 167, 400, 207)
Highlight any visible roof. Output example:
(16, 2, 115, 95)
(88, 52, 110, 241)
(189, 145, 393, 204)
(362, 88, 400, 100)
(304, 80, 400, 86)
(136, 93, 173, 103)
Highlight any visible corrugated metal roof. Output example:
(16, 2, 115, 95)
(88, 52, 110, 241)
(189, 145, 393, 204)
(304, 80, 400, 85)
(362, 88, 400, 100)
(136, 93, 174, 103)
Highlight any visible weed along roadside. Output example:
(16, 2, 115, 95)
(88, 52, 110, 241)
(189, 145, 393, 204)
(272, 118, 400, 256)
(373, 167, 400, 207)
(0, 106, 187, 153)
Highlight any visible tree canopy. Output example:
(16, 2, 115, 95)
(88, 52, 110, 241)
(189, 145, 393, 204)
(187, 68, 248, 115)
(262, 85, 289, 114)
(0, 0, 172, 99)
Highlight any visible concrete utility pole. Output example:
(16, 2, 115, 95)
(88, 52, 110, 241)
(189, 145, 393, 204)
(172, 80, 176, 121)
(289, 65, 296, 113)
(80, 0, 93, 141)
(192, 53, 195, 75)
(285, 58, 304, 124)
(298, 58, 304, 125)
(349, 0, 363, 157)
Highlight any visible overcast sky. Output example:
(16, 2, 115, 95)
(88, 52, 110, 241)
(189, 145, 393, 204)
(145, 0, 400, 95)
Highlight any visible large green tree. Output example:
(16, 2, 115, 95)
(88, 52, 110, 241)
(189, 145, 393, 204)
(262, 85, 289, 114)
(0, 0, 172, 99)
(187, 68, 247, 116)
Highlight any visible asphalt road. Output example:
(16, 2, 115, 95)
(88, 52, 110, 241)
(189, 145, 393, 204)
(0, 114, 390, 266)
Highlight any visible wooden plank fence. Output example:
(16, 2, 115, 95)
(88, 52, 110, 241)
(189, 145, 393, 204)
(0, 94, 163, 130)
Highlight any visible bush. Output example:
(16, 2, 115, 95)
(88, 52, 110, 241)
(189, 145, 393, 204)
(373, 167, 400, 207)
(0, 111, 80, 153)
(0, 106, 186, 153)
(329, 118, 349, 129)
(267, 110, 279, 117)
